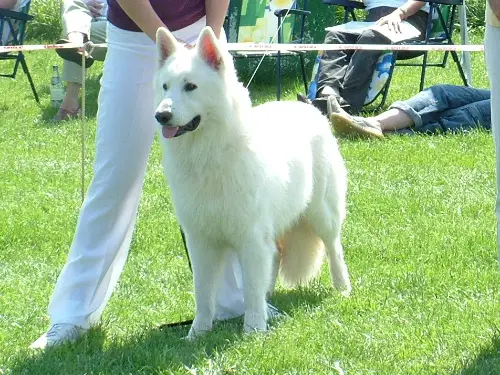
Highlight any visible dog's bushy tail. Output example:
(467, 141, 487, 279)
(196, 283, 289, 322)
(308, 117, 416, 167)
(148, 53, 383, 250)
(279, 218, 324, 286)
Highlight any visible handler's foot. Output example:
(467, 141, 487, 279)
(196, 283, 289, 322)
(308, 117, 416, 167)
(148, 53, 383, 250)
(30, 323, 87, 349)
(330, 112, 384, 140)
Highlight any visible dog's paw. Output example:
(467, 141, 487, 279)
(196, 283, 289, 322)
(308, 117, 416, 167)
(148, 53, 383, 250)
(243, 311, 268, 334)
(186, 318, 213, 340)
(340, 287, 352, 298)
(186, 326, 211, 341)
(333, 273, 352, 297)
(243, 323, 268, 334)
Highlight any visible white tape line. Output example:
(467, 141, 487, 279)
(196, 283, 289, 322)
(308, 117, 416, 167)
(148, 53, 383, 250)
(227, 43, 485, 52)
(0, 42, 484, 53)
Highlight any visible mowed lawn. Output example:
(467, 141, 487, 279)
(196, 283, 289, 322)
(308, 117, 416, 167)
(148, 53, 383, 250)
(2, 33, 500, 375)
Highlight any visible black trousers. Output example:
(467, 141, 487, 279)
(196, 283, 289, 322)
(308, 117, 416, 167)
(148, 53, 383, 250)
(316, 7, 428, 114)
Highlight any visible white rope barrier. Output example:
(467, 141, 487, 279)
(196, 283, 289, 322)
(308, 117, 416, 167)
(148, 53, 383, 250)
(0, 41, 485, 54)
(80, 49, 86, 202)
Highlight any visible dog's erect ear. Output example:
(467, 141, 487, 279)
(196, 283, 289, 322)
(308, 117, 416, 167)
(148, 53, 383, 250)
(196, 27, 224, 72)
(156, 27, 178, 65)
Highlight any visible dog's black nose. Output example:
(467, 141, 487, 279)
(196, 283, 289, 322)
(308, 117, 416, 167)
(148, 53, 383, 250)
(155, 111, 173, 125)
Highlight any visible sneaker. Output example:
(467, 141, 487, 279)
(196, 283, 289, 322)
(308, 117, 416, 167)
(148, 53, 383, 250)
(29, 323, 87, 349)
(330, 112, 384, 140)
(52, 107, 81, 122)
(326, 95, 349, 117)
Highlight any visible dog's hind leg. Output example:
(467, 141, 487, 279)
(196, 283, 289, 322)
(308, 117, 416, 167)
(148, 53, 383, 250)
(308, 211, 351, 296)
(238, 236, 275, 333)
(267, 247, 280, 297)
(186, 234, 227, 339)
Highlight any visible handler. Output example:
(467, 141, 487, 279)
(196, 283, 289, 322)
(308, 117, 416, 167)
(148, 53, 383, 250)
(31, 0, 249, 349)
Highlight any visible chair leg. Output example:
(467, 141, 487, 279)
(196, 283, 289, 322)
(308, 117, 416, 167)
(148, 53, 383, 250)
(299, 53, 308, 93)
(276, 51, 281, 101)
(378, 53, 398, 109)
(450, 50, 470, 86)
(419, 52, 429, 92)
(19, 54, 40, 103)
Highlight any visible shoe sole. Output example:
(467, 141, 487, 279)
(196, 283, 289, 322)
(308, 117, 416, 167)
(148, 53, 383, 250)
(56, 39, 95, 68)
(330, 113, 384, 140)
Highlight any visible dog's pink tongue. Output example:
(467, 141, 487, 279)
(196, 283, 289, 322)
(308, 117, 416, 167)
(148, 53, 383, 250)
(162, 126, 179, 139)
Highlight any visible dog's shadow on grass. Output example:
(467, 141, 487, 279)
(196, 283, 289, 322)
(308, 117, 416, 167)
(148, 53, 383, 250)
(15, 321, 243, 374)
(14, 286, 327, 374)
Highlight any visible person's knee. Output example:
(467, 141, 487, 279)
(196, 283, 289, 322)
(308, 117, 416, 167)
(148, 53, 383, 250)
(324, 30, 342, 44)
(358, 29, 389, 44)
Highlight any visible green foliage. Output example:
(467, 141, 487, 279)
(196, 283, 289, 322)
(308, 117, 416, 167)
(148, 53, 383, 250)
(466, 0, 487, 30)
(28, 0, 62, 41)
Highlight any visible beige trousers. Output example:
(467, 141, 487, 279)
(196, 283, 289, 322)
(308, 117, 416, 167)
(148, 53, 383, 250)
(60, 0, 107, 84)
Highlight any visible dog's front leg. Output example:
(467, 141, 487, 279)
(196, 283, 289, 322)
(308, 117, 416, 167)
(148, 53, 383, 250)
(238, 237, 274, 333)
(186, 235, 225, 340)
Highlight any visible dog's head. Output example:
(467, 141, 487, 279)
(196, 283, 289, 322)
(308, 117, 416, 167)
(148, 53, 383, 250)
(154, 26, 236, 140)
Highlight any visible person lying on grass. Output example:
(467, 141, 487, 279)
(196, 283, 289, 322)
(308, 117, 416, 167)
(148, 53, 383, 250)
(329, 84, 491, 139)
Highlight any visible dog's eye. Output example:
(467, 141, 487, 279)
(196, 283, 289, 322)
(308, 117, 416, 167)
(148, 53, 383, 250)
(184, 83, 197, 92)
(162, 83, 168, 91)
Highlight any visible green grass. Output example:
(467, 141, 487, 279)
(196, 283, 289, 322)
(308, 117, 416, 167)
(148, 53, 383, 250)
(2, 32, 500, 374)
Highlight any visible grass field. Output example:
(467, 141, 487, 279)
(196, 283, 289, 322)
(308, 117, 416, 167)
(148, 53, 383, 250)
(2, 32, 500, 375)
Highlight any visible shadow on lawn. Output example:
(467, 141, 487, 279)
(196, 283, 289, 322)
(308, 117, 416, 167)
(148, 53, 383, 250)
(15, 323, 239, 374)
(452, 331, 500, 375)
(13, 287, 327, 374)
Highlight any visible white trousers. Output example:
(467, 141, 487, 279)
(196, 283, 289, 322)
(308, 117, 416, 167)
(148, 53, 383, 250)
(48, 20, 245, 329)
(485, 25, 500, 263)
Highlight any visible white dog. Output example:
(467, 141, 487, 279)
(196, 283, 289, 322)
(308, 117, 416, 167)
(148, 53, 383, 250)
(154, 26, 351, 338)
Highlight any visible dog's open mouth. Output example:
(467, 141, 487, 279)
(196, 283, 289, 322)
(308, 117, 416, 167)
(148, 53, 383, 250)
(162, 115, 201, 139)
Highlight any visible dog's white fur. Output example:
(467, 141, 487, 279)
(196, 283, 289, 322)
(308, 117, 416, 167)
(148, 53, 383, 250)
(154, 27, 351, 337)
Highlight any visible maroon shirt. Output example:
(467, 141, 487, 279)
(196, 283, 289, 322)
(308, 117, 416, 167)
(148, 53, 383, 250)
(107, 0, 206, 32)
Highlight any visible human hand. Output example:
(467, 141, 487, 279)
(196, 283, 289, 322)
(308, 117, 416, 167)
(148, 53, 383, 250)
(489, 0, 500, 21)
(87, 0, 104, 18)
(376, 10, 404, 33)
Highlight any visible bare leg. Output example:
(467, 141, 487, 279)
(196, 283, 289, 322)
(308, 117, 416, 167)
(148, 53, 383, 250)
(60, 82, 82, 112)
(372, 108, 414, 132)
(331, 107, 414, 139)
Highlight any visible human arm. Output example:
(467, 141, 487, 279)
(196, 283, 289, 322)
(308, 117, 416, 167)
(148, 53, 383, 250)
(0, 0, 17, 10)
(376, 0, 426, 33)
(205, 0, 230, 38)
(115, 0, 167, 42)
(488, 0, 500, 21)
(86, 0, 105, 18)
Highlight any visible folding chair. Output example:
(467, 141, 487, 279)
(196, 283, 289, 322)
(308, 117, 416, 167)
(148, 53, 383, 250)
(307, 0, 469, 109)
(0, 0, 39, 103)
(224, 0, 311, 100)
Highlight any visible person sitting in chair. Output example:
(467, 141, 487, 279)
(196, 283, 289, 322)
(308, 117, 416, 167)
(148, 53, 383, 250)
(313, 0, 429, 115)
(1, 0, 29, 45)
(330, 84, 491, 138)
(53, 0, 107, 121)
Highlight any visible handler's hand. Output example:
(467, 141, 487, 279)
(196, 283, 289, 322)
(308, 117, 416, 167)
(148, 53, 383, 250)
(87, 0, 104, 18)
(376, 10, 404, 33)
